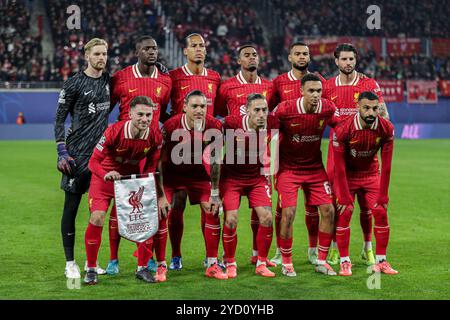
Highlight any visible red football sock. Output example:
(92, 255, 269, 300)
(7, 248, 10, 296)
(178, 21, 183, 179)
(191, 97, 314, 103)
(108, 205, 120, 261)
(373, 207, 390, 256)
(275, 203, 282, 248)
(318, 231, 333, 261)
(335, 226, 350, 257)
(154, 217, 168, 262)
(222, 224, 237, 264)
(168, 208, 184, 257)
(257, 225, 273, 261)
(360, 209, 373, 242)
(305, 205, 319, 248)
(85, 222, 103, 268)
(204, 213, 221, 258)
(250, 209, 259, 252)
(279, 237, 293, 265)
(201, 208, 207, 252)
(137, 238, 153, 267)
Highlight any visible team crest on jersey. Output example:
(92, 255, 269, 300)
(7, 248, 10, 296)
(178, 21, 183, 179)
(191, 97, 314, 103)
(262, 90, 267, 97)
(156, 87, 161, 97)
(376, 137, 381, 145)
(105, 84, 109, 94)
(58, 89, 66, 103)
(144, 147, 151, 154)
(354, 92, 360, 102)
(208, 83, 213, 93)
(318, 119, 325, 128)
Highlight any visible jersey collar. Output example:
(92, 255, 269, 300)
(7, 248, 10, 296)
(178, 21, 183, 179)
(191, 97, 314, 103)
(181, 114, 205, 131)
(288, 70, 309, 81)
(354, 114, 379, 130)
(237, 71, 261, 85)
(182, 64, 208, 76)
(124, 120, 150, 139)
(132, 63, 158, 79)
(336, 72, 359, 87)
(297, 97, 322, 114)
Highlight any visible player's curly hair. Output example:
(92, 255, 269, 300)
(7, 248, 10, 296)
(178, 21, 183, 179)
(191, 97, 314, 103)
(301, 73, 321, 87)
(358, 91, 379, 102)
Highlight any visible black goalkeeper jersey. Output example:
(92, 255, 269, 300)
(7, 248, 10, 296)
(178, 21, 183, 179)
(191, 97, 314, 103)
(54, 71, 111, 157)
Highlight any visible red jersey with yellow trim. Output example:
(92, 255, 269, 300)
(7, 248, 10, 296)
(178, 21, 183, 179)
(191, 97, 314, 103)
(215, 71, 276, 117)
(169, 65, 221, 116)
(332, 114, 394, 205)
(89, 120, 162, 178)
(222, 114, 279, 180)
(273, 97, 338, 173)
(161, 113, 222, 180)
(323, 73, 384, 120)
(111, 64, 172, 124)
(272, 70, 326, 105)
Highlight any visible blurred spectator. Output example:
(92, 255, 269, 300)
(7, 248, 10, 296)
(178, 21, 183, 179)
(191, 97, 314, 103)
(16, 112, 26, 125)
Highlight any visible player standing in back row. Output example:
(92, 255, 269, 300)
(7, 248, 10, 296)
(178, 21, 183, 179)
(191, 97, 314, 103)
(167, 33, 221, 270)
(54, 38, 111, 280)
(323, 43, 389, 266)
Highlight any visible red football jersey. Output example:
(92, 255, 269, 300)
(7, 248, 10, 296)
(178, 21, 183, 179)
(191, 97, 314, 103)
(222, 114, 279, 180)
(169, 65, 221, 116)
(323, 73, 384, 121)
(215, 71, 276, 117)
(272, 70, 326, 105)
(332, 114, 394, 205)
(111, 64, 172, 125)
(89, 120, 163, 178)
(161, 113, 223, 180)
(273, 97, 338, 173)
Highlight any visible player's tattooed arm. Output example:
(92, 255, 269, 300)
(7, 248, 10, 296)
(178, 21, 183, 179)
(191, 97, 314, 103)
(379, 102, 390, 120)
(209, 146, 222, 215)
(156, 152, 170, 218)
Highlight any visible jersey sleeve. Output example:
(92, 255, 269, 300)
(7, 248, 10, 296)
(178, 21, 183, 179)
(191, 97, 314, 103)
(327, 100, 341, 128)
(332, 125, 353, 205)
(377, 122, 394, 205)
(88, 128, 114, 179)
(214, 83, 228, 117)
(54, 78, 77, 143)
(143, 129, 163, 174)
(110, 72, 121, 112)
(367, 79, 384, 103)
(159, 77, 173, 122)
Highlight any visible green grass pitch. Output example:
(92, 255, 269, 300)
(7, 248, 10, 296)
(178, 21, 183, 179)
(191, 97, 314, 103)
(0, 139, 449, 300)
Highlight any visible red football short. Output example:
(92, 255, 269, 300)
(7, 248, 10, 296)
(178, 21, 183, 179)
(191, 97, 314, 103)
(88, 175, 114, 212)
(347, 175, 380, 208)
(275, 169, 333, 208)
(220, 175, 272, 212)
(164, 174, 211, 205)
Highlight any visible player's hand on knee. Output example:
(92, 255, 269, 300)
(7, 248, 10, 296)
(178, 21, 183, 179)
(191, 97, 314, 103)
(104, 171, 121, 181)
(374, 203, 388, 210)
(56, 143, 76, 175)
(209, 195, 222, 216)
(337, 203, 353, 215)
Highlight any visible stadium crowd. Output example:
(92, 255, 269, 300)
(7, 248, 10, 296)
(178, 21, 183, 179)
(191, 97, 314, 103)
(1, 0, 450, 82)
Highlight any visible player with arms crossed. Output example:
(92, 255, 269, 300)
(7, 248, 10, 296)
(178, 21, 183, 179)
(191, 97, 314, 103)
(107, 35, 172, 275)
(160, 90, 226, 279)
(83, 96, 169, 284)
(215, 44, 276, 267)
(221, 93, 279, 278)
(323, 43, 389, 266)
(332, 91, 397, 276)
(271, 42, 326, 266)
(54, 38, 110, 279)
(273, 74, 338, 277)
(167, 34, 221, 270)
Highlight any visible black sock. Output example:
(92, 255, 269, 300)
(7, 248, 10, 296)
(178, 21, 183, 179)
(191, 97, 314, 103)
(61, 191, 83, 262)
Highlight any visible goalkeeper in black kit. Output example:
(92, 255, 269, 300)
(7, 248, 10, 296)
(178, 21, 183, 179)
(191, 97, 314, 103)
(54, 38, 111, 280)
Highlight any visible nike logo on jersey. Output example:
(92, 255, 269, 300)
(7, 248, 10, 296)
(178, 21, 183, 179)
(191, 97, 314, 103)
(284, 89, 294, 93)
(181, 85, 190, 90)
(349, 139, 359, 144)
(291, 123, 301, 127)
(331, 96, 338, 100)
(116, 148, 127, 152)
(237, 93, 245, 97)
(129, 88, 138, 93)
(84, 90, 92, 95)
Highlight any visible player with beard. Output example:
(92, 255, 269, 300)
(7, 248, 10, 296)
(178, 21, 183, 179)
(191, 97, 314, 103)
(270, 42, 326, 266)
(323, 43, 388, 266)
(215, 44, 276, 268)
(167, 34, 221, 270)
(332, 91, 397, 276)
(106, 36, 172, 275)
(55, 38, 110, 280)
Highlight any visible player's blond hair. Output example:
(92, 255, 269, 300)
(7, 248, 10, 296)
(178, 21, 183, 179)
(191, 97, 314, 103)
(84, 38, 108, 54)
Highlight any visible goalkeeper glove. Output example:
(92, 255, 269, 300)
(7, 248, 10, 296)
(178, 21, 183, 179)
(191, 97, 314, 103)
(57, 143, 76, 175)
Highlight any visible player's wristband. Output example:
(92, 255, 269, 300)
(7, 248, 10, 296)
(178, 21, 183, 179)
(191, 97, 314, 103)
(210, 188, 219, 197)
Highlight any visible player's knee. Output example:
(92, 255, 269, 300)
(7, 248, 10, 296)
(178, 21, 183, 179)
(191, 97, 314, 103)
(259, 211, 272, 227)
(225, 213, 238, 229)
(320, 204, 335, 223)
(372, 207, 388, 226)
(89, 211, 105, 226)
(282, 207, 296, 224)
(336, 207, 352, 227)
